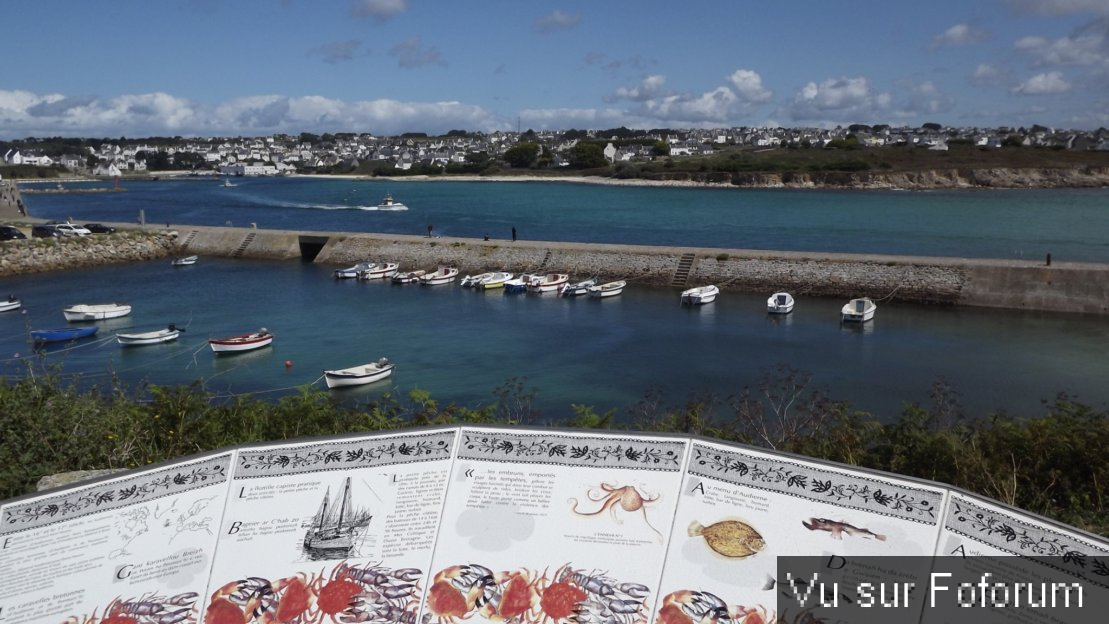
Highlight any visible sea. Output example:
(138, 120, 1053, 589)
(5, 177, 1109, 421)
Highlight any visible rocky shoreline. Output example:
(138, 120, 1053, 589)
(0, 231, 178, 276)
(313, 165, 1109, 190)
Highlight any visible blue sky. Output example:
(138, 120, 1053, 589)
(2, 0, 1108, 138)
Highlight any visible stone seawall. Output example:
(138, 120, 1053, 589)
(4, 223, 1107, 315)
(0, 230, 178, 276)
(175, 226, 1109, 313)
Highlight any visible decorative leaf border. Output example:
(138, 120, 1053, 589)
(688, 445, 941, 522)
(236, 432, 454, 476)
(458, 432, 684, 470)
(2, 457, 229, 529)
(946, 497, 1109, 584)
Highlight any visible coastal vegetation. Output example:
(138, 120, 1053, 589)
(1, 365, 1104, 537)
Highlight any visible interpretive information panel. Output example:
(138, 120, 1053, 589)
(1, 427, 1107, 624)
(421, 427, 689, 624)
(201, 429, 457, 624)
(653, 441, 948, 624)
(919, 491, 1109, 624)
(0, 453, 233, 624)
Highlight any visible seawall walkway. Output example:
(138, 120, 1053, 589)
(3, 215, 1106, 315)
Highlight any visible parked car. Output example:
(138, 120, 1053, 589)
(0, 225, 26, 241)
(31, 224, 59, 238)
(53, 223, 92, 237)
(83, 223, 116, 234)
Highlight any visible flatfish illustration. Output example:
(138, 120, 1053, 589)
(802, 517, 887, 541)
(688, 519, 765, 558)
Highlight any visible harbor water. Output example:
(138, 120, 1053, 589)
(7, 178, 1109, 420)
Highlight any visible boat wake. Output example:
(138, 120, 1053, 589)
(242, 196, 408, 212)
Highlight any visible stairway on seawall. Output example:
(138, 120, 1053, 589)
(671, 252, 696, 287)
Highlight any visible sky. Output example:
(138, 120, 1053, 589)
(2, 0, 1108, 138)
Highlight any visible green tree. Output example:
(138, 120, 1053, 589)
(651, 141, 670, 157)
(503, 142, 540, 168)
(568, 142, 608, 169)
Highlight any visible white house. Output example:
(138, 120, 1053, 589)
(93, 162, 123, 177)
(603, 142, 617, 163)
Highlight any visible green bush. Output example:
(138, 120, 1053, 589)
(0, 367, 1104, 536)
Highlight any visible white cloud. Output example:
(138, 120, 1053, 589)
(1006, 0, 1109, 16)
(970, 63, 1007, 86)
(606, 75, 667, 102)
(0, 89, 506, 138)
(727, 69, 773, 103)
(389, 37, 446, 69)
(351, 0, 408, 20)
(1012, 71, 1073, 94)
(788, 76, 891, 122)
(533, 10, 580, 33)
(1014, 19, 1109, 68)
(642, 87, 739, 123)
(931, 23, 989, 48)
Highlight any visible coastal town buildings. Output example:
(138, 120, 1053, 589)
(2, 125, 1107, 177)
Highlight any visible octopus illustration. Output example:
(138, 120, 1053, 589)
(569, 483, 663, 540)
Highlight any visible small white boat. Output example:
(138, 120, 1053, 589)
(376, 194, 407, 210)
(0, 296, 20, 313)
(528, 273, 570, 294)
(841, 297, 877, 323)
(335, 261, 374, 279)
(392, 269, 426, 284)
(63, 303, 132, 322)
(475, 272, 513, 290)
(221, 179, 237, 188)
(560, 277, 597, 297)
(588, 280, 626, 298)
(460, 272, 494, 288)
(503, 274, 536, 294)
(681, 285, 719, 306)
(117, 324, 183, 346)
(358, 262, 399, 280)
(420, 266, 459, 285)
(209, 328, 273, 354)
(767, 292, 795, 314)
(171, 255, 198, 266)
(324, 357, 395, 389)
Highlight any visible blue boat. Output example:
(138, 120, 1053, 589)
(31, 326, 99, 343)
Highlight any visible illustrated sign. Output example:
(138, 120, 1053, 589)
(0, 428, 1104, 624)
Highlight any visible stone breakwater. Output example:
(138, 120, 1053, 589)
(0, 231, 178, 276)
(180, 226, 1109, 314)
(4, 224, 1107, 315)
(308, 236, 967, 304)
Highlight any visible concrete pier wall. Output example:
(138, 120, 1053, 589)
(3, 222, 1106, 315)
(172, 225, 1109, 314)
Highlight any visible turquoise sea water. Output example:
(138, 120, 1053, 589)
(21, 177, 1109, 261)
(9, 178, 1109, 420)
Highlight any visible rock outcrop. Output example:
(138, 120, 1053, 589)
(0, 231, 178, 276)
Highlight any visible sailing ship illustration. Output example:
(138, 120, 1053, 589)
(303, 476, 367, 559)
